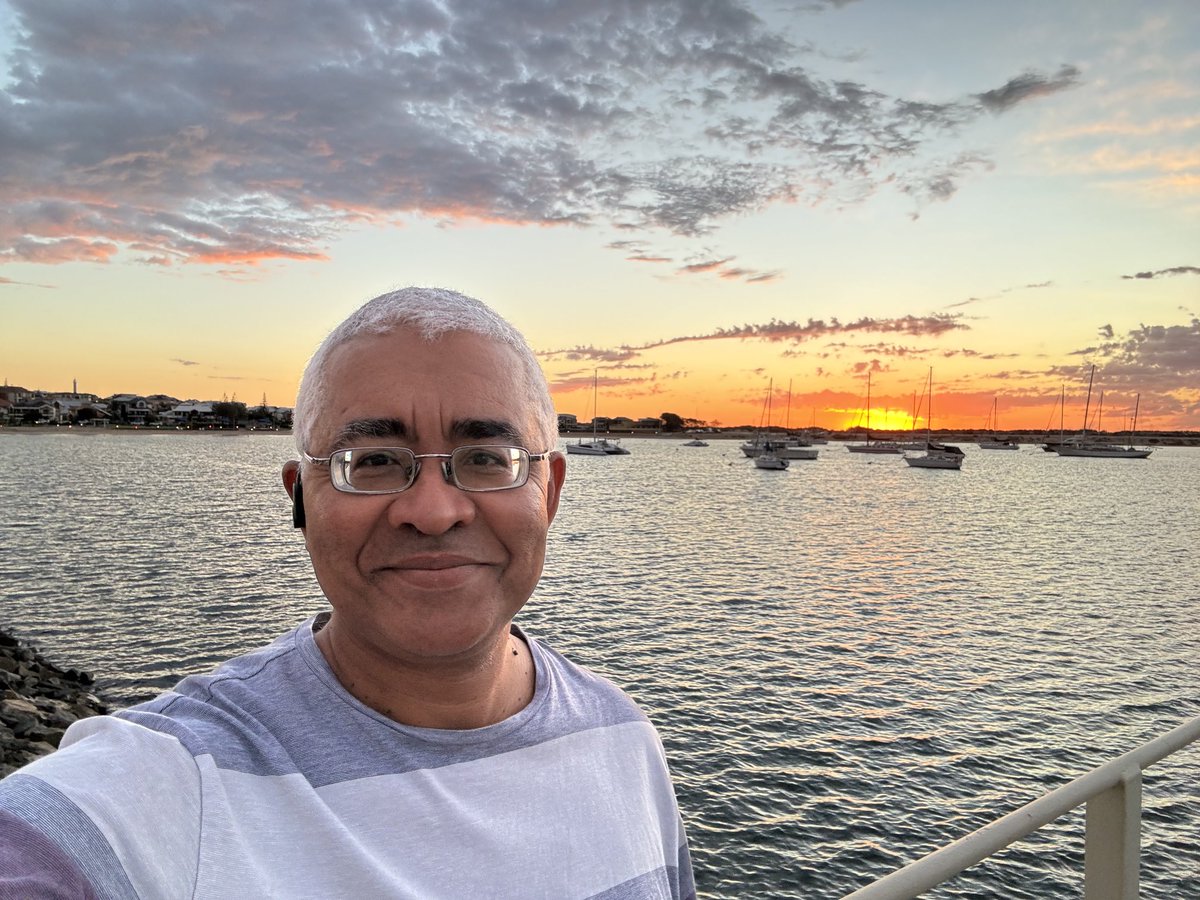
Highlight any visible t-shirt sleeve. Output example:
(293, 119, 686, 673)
(0, 715, 203, 899)
(0, 808, 99, 900)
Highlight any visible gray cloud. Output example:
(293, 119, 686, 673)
(170, 358, 200, 367)
(1121, 266, 1200, 280)
(945, 296, 984, 309)
(1001, 280, 1053, 293)
(540, 346, 640, 364)
(0, 275, 54, 287)
(0, 0, 1081, 271)
(541, 313, 968, 365)
(639, 313, 968, 352)
(975, 65, 1081, 113)
(946, 279, 1053, 309)
(1058, 317, 1200, 411)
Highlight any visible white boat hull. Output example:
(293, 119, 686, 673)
(906, 454, 963, 469)
(566, 442, 608, 456)
(753, 454, 789, 470)
(1054, 445, 1152, 459)
(848, 443, 903, 454)
(776, 446, 818, 460)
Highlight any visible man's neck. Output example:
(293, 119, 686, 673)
(313, 619, 535, 730)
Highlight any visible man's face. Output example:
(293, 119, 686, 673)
(288, 329, 565, 666)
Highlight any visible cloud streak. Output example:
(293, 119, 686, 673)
(641, 314, 968, 351)
(1121, 266, 1200, 280)
(0, 0, 1082, 273)
(540, 313, 968, 363)
(975, 65, 1081, 113)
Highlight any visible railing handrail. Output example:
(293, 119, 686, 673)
(845, 715, 1200, 899)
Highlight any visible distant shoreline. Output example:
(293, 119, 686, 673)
(0, 425, 293, 436)
(4, 425, 1199, 446)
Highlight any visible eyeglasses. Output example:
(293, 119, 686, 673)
(301, 445, 552, 494)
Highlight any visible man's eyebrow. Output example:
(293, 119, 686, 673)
(329, 418, 408, 449)
(451, 418, 525, 443)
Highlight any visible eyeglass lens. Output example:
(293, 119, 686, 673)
(334, 446, 529, 493)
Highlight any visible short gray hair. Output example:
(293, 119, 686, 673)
(294, 287, 557, 452)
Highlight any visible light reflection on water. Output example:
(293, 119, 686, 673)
(1, 431, 1198, 898)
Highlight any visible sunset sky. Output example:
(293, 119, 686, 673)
(1, 0, 1197, 432)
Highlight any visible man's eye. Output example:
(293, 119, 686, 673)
(461, 449, 509, 469)
(354, 450, 406, 468)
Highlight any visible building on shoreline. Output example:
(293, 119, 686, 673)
(0, 385, 292, 429)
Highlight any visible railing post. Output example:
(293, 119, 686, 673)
(1084, 765, 1141, 900)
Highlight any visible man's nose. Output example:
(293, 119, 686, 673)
(384, 460, 476, 534)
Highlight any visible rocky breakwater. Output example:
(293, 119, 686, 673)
(1, 628, 110, 778)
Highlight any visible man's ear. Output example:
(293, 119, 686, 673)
(282, 460, 300, 499)
(283, 461, 305, 529)
(544, 452, 567, 525)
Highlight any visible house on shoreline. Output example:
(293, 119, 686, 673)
(0, 385, 292, 429)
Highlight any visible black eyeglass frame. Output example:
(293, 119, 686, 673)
(300, 445, 554, 494)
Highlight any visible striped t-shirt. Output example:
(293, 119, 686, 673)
(0, 617, 695, 899)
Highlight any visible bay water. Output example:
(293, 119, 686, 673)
(2, 430, 1198, 897)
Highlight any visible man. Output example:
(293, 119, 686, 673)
(0, 287, 695, 898)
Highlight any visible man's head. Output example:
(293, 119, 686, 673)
(283, 287, 566, 668)
(293, 287, 558, 455)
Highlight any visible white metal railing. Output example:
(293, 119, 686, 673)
(845, 715, 1200, 899)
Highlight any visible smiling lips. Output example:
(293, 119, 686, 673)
(390, 553, 487, 571)
(374, 554, 494, 589)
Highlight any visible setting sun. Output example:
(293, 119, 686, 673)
(836, 407, 917, 433)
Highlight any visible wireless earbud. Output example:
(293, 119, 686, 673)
(292, 473, 306, 528)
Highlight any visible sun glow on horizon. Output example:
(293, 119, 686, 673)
(838, 407, 917, 432)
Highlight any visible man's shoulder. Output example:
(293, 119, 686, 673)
(525, 635, 653, 730)
(109, 618, 333, 771)
(139, 620, 303, 704)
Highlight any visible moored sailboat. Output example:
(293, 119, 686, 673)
(977, 397, 1019, 450)
(566, 370, 629, 456)
(906, 368, 964, 470)
(847, 371, 902, 454)
(752, 379, 789, 470)
(1056, 390, 1152, 459)
(1052, 366, 1152, 459)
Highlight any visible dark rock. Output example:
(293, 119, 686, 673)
(0, 626, 113, 777)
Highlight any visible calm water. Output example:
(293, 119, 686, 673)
(2, 430, 1198, 898)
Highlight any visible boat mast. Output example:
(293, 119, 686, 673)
(766, 378, 774, 431)
(592, 369, 599, 441)
(1059, 384, 1065, 442)
(1080, 364, 1096, 437)
(925, 368, 933, 446)
(865, 371, 872, 439)
(1130, 394, 1141, 448)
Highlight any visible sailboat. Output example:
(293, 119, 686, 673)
(803, 408, 829, 445)
(776, 379, 819, 460)
(896, 388, 926, 450)
(1054, 371, 1152, 458)
(905, 368, 964, 470)
(1040, 385, 1066, 452)
(977, 397, 1019, 450)
(566, 371, 629, 456)
(847, 370, 902, 454)
(752, 379, 788, 470)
